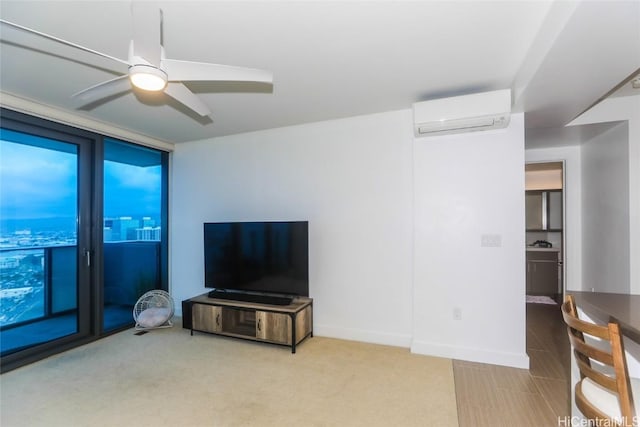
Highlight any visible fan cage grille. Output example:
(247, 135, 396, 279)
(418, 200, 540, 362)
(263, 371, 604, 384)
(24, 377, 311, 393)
(133, 290, 175, 322)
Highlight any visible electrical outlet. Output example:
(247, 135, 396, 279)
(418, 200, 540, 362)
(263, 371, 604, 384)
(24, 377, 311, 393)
(453, 307, 462, 321)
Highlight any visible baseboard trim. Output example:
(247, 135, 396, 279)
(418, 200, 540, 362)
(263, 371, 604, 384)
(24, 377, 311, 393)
(314, 324, 413, 348)
(410, 339, 530, 369)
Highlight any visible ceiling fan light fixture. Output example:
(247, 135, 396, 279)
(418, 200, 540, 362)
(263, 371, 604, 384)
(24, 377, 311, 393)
(129, 65, 167, 91)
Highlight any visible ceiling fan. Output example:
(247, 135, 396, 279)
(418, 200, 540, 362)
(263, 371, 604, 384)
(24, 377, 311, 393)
(0, 3, 273, 118)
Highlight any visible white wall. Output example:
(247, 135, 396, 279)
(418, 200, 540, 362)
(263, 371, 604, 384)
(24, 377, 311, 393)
(170, 109, 529, 368)
(411, 113, 528, 368)
(171, 110, 415, 346)
(581, 122, 630, 293)
(569, 95, 640, 294)
(526, 94, 638, 295)
(525, 145, 582, 291)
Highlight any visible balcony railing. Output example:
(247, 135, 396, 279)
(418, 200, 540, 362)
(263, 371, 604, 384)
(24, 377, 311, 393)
(0, 241, 160, 329)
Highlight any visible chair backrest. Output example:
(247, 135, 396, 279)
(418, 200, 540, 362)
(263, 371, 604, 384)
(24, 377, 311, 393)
(561, 295, 636, 426)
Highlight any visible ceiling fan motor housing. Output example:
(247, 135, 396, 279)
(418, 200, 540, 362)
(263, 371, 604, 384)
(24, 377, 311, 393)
(129, 64, 168, 91)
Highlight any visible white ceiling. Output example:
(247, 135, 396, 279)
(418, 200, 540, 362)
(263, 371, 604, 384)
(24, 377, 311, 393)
(1, 1, 638, 145)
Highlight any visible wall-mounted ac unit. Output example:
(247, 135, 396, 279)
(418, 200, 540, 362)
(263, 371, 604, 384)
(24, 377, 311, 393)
(413, 89, 511, 138)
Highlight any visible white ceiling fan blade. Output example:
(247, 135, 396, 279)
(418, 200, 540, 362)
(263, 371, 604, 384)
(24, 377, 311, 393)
(72, 75, 131, 106)
(0, 19, 130, 67)
(164, 82, 212, 117)
(131, 3, 161, 67)
(161, 59, 273, 84)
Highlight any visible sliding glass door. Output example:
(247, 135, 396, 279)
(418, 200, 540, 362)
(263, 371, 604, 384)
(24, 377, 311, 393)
(0, 109, 169, 372)
(102, 138, 167, 332)
(0, 123, 92, 359)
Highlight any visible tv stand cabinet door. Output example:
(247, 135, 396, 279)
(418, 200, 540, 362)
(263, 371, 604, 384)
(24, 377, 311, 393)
(256, 311, 291, 344)
(192, 304, 223, 333)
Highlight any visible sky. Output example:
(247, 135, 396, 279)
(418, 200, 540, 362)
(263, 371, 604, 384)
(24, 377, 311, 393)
(104, 160, 162, 218)
(0, 135, 161, 222)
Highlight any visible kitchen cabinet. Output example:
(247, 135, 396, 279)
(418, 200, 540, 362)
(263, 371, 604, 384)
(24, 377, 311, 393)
(526, 190, 562, 231)
(526, 250, 559, 296)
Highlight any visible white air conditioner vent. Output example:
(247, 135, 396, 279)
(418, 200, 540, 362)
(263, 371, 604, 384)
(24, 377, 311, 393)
(413, 89, 511, 138)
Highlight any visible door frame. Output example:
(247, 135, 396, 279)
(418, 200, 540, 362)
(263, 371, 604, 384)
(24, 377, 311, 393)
(0, 110, 97, 371)
(524, 159, 567, 300)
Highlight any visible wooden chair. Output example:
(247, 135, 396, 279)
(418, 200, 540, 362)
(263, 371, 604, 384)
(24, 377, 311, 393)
(561, 295, 640, 426)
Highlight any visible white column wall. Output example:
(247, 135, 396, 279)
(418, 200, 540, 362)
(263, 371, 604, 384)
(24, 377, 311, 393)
(581, 122, 630, 293)
(411, 113, 528, 368)
(569, 95, 640, 294)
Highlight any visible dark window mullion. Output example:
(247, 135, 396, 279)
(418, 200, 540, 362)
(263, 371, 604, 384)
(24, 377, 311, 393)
(45, 247, 52, 317)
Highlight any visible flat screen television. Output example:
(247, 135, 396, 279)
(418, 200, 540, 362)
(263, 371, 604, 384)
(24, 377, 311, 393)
(203, 221, 309, 304)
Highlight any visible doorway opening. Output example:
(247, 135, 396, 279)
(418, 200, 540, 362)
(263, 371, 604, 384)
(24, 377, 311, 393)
(525, 161, 565, 305)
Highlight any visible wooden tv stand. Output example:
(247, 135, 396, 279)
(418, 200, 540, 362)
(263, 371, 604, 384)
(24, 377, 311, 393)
(182, 293, 313, 353)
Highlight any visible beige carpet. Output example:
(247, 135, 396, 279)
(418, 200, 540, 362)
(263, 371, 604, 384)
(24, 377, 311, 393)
(1, 321, 459, 427)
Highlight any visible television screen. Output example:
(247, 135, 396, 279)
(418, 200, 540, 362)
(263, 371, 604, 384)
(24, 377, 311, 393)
(203, 221, 309, 297)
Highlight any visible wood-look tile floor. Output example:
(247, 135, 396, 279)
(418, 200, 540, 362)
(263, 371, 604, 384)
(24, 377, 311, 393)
(453, 303, 571, 427)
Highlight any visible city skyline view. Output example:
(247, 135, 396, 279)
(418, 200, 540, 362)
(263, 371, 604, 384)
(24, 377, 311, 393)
(1, 137, 162, 251)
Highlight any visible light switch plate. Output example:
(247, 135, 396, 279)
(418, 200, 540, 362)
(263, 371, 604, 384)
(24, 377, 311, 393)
(481, 234, 502, 247)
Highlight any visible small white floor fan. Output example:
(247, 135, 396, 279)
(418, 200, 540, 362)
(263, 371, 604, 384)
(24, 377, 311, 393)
(133, 290, 174, 331)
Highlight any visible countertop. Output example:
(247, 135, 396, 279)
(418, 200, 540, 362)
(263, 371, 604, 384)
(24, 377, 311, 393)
(570, 291, 640, 343)
(526, 247, 560, 252)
